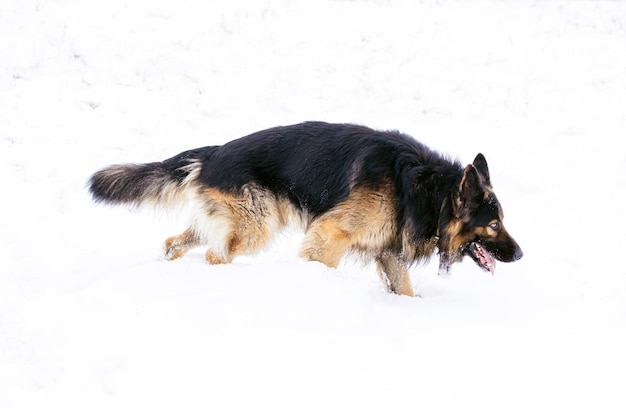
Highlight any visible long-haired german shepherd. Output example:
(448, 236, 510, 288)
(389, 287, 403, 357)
(89, 122, 522, 296)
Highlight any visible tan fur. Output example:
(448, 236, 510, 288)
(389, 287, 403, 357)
(300, 218, 353, 267)
(376, 251, 414, 297)
(438, 218, 467, 265)
(299, 185, 419, 295)
(163, 182, 426, 296)
(165, 228, 200, 260)
(166, 184, 300, 264)
(401, 230, 438, 263)
(205, 250, 228, 265)
(300, 185, 398, 264)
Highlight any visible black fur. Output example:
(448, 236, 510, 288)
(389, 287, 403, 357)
(89, 121, 523, 295)
(142, 122, 457, 236)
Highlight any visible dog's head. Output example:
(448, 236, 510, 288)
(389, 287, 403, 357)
(439, 153, 523, 274)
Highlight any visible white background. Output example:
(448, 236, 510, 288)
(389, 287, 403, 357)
(1, 1, 625, 407)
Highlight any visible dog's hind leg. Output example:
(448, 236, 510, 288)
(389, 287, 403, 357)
(165, 227, 201, 260)
(196, 185, 286, 265)
(375, 252, 414, 297)
(207, 218, 275, 265)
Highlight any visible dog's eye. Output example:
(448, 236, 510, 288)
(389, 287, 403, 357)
(489, 221, 500, 231)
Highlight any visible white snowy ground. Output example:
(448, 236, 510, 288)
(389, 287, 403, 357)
(1, 0, 625, 407)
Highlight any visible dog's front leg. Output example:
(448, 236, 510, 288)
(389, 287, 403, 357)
(375, 252, 414, 297)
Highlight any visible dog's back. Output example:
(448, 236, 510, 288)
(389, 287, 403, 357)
(193, 122, 444, 214)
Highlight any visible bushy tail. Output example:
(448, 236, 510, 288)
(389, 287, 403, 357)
(88, 160, 200, 208)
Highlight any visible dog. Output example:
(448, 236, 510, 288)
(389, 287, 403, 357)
(89, 121, 523, 296)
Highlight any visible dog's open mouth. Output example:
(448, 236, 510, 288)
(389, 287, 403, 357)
(468, 242, 496, 275)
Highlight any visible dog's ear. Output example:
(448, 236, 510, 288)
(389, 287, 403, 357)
(473, 153, 491, 187)
(453, 164, 484, 217)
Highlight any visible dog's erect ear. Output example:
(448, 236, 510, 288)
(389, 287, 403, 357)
(453, 164, 485, 217)
(473, 153, 491, 187)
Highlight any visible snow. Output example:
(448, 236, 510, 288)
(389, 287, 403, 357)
(1, 0, 625, 406)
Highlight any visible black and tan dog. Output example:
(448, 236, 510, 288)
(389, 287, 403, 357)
(89, 122, 523, 296)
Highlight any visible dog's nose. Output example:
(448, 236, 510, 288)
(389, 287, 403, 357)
(513, 246, 524, 261)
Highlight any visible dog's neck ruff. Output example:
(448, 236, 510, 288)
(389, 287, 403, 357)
(432, 197, 448, 246)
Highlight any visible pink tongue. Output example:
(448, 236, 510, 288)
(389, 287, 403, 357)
(475, 243, 496, 275)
